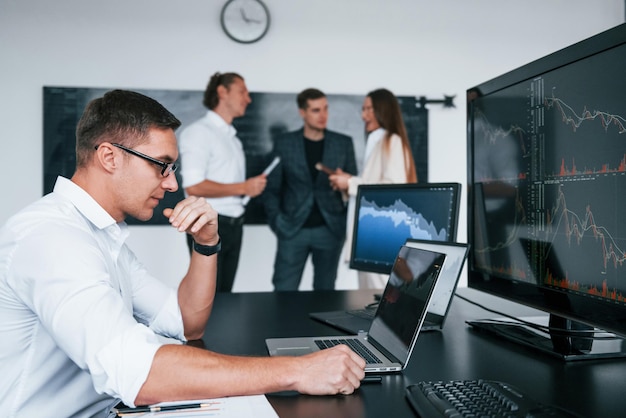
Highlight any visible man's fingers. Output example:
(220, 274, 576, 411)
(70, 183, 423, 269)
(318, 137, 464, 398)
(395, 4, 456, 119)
(188, 211, 212, 234)
(170, 198, 205, 231)
(246, 177, 267, 197)
(166, 196, 202, 223)
(166, 197, 217, 236)
(300, 345, 365, 395)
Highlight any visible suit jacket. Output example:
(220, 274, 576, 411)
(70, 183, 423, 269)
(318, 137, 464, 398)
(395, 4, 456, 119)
(264, 128, 357, 240)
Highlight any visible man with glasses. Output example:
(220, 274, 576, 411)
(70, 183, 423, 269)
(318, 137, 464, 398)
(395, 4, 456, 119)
(100, 143, 178, 177)
(0, 90, 365, 417)
(178, 72, 267, 293)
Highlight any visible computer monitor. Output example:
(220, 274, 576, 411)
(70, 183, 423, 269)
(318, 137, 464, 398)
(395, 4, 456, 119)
(349, 183, 461, 274)
(467, 23, 626, 360)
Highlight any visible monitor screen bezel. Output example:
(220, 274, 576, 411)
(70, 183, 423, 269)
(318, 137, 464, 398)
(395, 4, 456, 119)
(349, 182, 461, 274)
(467, 23, 626, 337)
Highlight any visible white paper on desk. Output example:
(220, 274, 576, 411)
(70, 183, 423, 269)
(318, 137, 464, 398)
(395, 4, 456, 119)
(242, 157, 280, 206)
(121, 395, 278, 417)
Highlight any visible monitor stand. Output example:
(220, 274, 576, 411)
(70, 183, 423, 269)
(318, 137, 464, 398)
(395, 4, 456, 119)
(467, 314, 626, 361)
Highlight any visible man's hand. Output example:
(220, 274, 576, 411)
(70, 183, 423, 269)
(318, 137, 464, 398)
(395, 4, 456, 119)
(294, 345, 366, 395)
(163, 196, 219, 245)
(244, 174, 267, 198)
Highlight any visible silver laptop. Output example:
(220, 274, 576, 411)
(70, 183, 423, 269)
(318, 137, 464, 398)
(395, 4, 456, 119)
(266, 245, 446, 373)
(309, 240, 469, 335)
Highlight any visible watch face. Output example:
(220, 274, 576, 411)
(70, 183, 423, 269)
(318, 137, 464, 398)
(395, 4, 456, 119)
(221, 0, 270, 44)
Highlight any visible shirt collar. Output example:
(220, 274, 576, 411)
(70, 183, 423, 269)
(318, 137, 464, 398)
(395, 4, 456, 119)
(53, 176, 120, 231)
(364, 128, 386, 161)
(207, 110, 237, 137)
(368, 127, 385, 141)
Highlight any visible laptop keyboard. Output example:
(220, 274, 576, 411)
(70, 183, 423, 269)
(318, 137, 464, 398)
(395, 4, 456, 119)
(406, 380, 582, 418)
(314, 338, 383, 364)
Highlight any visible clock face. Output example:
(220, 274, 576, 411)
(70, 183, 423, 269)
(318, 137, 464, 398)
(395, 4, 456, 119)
(220, 0, 270, 44)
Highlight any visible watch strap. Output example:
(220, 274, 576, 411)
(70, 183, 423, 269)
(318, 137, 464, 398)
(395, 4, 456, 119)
(192, 238, 222, 256)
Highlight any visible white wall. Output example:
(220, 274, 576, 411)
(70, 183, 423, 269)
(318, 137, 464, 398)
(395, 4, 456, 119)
(1, 0, 623, 291)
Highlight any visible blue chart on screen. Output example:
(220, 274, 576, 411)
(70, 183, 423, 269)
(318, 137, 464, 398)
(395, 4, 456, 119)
(350, 183, 460, 274)
(357, 199, 446, 263)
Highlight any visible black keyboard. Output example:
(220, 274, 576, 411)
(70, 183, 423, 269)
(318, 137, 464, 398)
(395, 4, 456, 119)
(406, 380, 582, 418)
(314, 338, 382, 364)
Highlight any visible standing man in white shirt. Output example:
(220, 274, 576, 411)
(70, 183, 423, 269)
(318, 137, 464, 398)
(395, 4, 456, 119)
(0, 89, 366, 418)
(178, 72, 266, 292)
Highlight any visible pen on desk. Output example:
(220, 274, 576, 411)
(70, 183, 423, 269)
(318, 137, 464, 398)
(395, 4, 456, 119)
(114, 402, 210, 415)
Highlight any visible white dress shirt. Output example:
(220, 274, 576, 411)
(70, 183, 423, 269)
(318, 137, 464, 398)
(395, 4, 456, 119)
(347, 129, 409, 196)
(362, 127, 385, 165)
(0, 177, 185, 418)
(178, 110, 246, 218)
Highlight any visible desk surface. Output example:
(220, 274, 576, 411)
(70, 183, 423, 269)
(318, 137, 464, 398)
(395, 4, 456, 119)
(200, 288, 626, 418)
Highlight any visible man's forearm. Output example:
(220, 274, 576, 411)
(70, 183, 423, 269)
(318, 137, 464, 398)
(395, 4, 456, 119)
(135, 343, 365, 406)
(186, 180, 246, 199)
(135, 345, 298, 405)
(177, 249, 218, 339)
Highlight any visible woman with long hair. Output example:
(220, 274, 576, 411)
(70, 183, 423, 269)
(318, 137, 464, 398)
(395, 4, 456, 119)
(330, 88, 418, 288)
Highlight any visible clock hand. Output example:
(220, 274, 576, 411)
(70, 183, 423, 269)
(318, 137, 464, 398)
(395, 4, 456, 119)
(239, 8, 250, 23)
(239, 7, 262, 24)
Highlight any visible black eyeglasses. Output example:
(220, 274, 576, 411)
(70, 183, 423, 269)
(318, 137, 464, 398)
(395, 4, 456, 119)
(96, 143, 178, 177)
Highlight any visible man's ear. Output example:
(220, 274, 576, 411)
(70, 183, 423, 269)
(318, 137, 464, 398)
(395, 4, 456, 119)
(94, 143, 118, 174)
(216, 84, 228, 101)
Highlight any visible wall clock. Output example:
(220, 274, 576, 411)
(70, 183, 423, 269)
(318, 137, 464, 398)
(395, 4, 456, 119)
(220, 0, 271, 44)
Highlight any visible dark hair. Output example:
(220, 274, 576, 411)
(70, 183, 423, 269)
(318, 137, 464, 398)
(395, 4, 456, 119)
(75, 89, 181, 168)
(296, 88, 326, 110)
(202, 72, 244, 110)
(367, 88, 418, 182)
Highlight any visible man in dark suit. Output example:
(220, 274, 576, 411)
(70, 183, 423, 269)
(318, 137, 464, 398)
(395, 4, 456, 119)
(264, 88, 357, 290)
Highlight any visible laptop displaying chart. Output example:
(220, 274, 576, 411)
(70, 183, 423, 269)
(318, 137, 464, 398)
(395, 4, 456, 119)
(349, 183, 461, 274)
(267, 245, 447, 373)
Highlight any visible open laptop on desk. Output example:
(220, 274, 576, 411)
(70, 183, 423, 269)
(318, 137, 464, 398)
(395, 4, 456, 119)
(266, 245, 446, 373)
(310, 240, 469, 335)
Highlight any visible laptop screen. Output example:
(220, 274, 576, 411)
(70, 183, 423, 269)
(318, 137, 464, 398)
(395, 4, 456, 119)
(368, 245, 446, 363)
(349, 183, 461, 274)
(404, 239, 469, 322)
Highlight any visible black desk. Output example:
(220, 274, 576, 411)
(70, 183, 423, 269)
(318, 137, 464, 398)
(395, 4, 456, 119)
(200, 288, 626, 418)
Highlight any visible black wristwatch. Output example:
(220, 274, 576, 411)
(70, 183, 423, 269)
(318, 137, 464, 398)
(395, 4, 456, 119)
(192, 239, 222, 256)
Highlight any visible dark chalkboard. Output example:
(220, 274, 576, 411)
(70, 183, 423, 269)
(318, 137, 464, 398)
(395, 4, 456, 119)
(43, 87, 428, 225)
